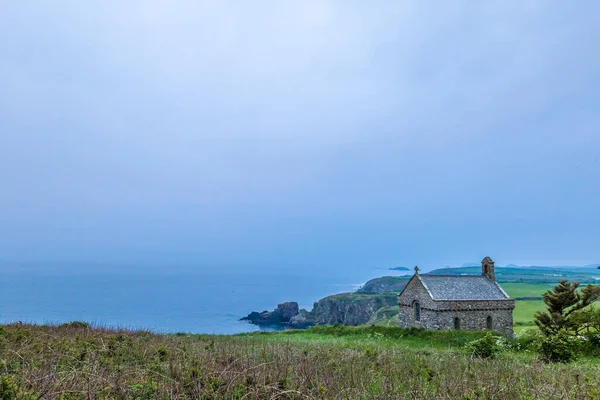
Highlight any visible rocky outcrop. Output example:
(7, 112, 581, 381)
(289, 313, 314, 329)
(240, 302, 299, 326)
(310, 293, 398, 326)
(242, 293, 399, 329)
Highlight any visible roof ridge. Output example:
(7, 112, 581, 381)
(412, 273, 510, 301)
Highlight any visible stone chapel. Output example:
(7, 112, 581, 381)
(397, 257, 515, 337)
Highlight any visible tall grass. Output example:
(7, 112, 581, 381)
(1, 323, 599, 399)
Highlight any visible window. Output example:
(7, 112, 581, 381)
(414, 302, 421, 322)
(454, 317, 461, 330)
(487, 315, 493, 330)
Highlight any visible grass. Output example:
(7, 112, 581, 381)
(256, 325, 488, 350)
(514, 300, 547, 327)
(502, 283, 550, 332)
(501, 282, 556, 299)
(504, 283, 596, 332)
(2, 323, 600, 399)
(368, 306, 399, 326)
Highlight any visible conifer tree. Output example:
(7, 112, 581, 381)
(534, 280, 600, 334)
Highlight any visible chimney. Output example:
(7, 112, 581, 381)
(482, 256, 495, 281)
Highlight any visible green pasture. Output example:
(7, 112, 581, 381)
(513, 300, 546, 332)
(501, 282, 555, 298)
(501, 283, 550, 331)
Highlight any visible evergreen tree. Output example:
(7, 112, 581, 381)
(534, 280, 600, 334)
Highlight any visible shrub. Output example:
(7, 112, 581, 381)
(536, 330, 579, 363)
(512, 328, 544, 352)
(466, 332, 502, 358)
(0, 376, 38, 400)
(579, 333, 600, 357)
(59, 321, 90, 329)
(588, 333, 600, 347)
(155, 345, 169, 361)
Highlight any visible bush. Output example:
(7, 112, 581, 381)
(466, 332, 502, 358)
(537, 330, 579, 363)
(512, 328, 544, 352)
(0, 376, 38, 400)
(579, 333, 600, 357)
(588, 333, 600, 347)
(59, 321, 90, 329)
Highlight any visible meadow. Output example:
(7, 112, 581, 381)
(500, 282, 556, 299)
(1, 323, 600, 399)
(500, 283, 552, 332)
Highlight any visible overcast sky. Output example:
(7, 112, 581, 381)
(1, 1, 599, 272)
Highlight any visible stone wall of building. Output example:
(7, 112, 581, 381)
(399, 303, 514, 337)
(434, 299, 515, 311)
(397, 276, 515, 337)
(421, 308, 514, 337)
(398, 276, 437, 329)
(397, 276, 437, 309)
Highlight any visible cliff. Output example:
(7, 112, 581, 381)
(309, 293, 398, 325)
(357, 276, 409, 293)
(242, 293, 398, 329)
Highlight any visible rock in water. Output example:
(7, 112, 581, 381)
(276, 302, 299, 320)
(288, 314, 314, 329)
(241, 302, 299, 326)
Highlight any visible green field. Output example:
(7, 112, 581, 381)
(502, 282, 598, 332)
(428, 266, 600, 284)
(501, 283, 550, 331)
(513, 300, 547, 332)
(501, 282, 556, 298)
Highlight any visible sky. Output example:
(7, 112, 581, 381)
(1, 1, 599, 272)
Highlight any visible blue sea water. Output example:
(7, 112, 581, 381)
(0, 266, 397, 334)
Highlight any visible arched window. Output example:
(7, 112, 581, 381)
(414, 302, 421, 322)
(487, 315, 493, 330)
(454, 317, 461, 330)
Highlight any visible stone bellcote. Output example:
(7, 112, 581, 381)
(482, 256, 495, 281)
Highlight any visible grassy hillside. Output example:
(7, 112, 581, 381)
(357, 276, 409, 293)
(428, 266, 600, 283)
(1, 324, 599, 399)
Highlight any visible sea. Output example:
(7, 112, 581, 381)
(0, 265, 407, 334)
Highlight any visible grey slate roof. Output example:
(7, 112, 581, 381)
(418, 275, 510, 301)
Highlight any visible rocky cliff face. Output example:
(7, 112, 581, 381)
(241, 293, 399, 329)
(310, 293, 398, 325)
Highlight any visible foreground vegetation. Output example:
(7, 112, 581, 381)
(2, 324, 600, 399)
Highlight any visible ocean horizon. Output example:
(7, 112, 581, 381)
(0, 264, 405, 334)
